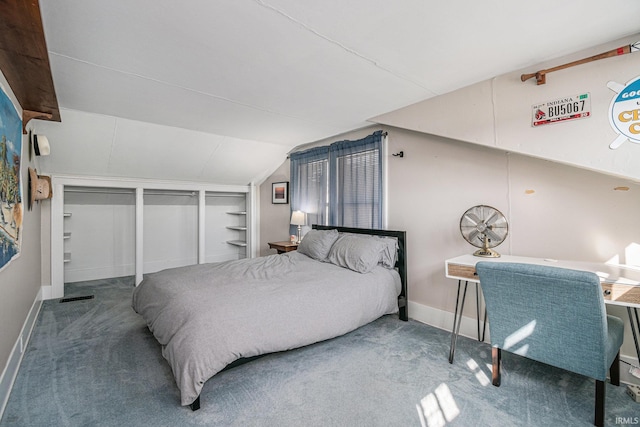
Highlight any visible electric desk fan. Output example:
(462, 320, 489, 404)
(459, 205, 508, 257)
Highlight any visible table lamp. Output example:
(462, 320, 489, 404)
(290, 210, 306, 244)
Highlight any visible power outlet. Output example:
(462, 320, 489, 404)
(627, 384, 640, 403)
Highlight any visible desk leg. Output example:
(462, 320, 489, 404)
(476, 283, 481, 341)
(482, 308, 488, 343)
(449, 280, 469, 364)
(628, 307, 640, 363)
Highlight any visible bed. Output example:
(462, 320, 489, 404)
(132, 225, 407, 410)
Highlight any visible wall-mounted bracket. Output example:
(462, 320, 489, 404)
(22, 110, 53, 134)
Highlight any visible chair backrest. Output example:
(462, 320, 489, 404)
(475, 262, 609, 380)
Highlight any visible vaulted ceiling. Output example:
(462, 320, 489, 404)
(23, 1, 640, 184)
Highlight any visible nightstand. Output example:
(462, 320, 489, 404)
(268, 241, 299, 254)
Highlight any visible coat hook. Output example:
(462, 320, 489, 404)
(392, 151, 404, 158)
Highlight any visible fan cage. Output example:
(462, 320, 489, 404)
(459, 205, 508, 251)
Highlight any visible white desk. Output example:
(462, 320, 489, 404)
(445, 254, 640, 363)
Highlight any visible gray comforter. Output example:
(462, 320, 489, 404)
(132, 251, 401, 405)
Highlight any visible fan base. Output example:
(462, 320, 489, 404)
(473, 248, 501, 258)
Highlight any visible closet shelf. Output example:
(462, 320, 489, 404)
(226, 240, 247, 247)
(63, 232, 71, 239)
(226, 226, 247, 231)
(226, 211, 246, 215)
(64, 253, 71, 263)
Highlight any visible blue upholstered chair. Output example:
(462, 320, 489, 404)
(475, 262, 624, 427)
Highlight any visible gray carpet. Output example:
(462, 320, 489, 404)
(1, 277, 638, 426)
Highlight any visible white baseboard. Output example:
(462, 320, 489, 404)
(0, 292, 43, 420)
(40, 285, 53, 301)
(408, 300, 640, 385)
(620, 354, 640, 386)
(143, 258, 199, 275)
(64, 264, 135, 284)
(409, 300, 489, 342)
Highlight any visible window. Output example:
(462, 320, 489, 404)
(290, 146, 329, 228)
(290, 130, 384, 230)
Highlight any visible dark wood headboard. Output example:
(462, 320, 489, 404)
(312, 225, 408, 321)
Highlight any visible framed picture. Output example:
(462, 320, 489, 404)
(272, 181, 289, 204)
(0, 87, 23, 272)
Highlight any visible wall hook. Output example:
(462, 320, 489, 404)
(392, 151, 404, 158)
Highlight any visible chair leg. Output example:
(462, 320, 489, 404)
(492, 347, 501, 387)
(594, 380, 604, 427)
(610, 351, 620, 387)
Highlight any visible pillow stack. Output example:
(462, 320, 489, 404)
(297, 229, 398, 274)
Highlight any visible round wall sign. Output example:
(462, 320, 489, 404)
(608, 76, 640, 149)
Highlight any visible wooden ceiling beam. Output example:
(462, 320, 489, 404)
(0, 0, 61, 132)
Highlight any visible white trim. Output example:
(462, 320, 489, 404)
(248, 184, 257, 258)
(135, 188, 144, 286)
(0, 292, 42, 420)
(40, 285, 52, 301)
(408, 300, 487, 343)
(50, 182, 65, 299)
(620, 354, 640, 386)
(63, 264, 135, 283)
(50, 174, 251, 193)
(198, 190, 206, 263)
(251, 182, 260, 257)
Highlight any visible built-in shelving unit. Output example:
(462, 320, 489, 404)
(225, 210, 247, 249)
(63, 212, 71, 265)
(46, 175, 256, 300)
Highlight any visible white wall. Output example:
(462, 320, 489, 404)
(62, 189, 136, 282)
(372, 33, 640, 182)
(143, 193, 199, 273)
(33, 109, 291, 186)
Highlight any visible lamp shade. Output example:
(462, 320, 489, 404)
(290, 210, 306, 226)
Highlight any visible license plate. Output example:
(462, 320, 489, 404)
(532, 93, 591, 127)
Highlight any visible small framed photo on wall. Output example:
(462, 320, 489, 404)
(272, 181, 289, 204)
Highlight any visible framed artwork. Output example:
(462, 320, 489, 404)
(272, 181, 289, 204)
(0, 87, 23, 272)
